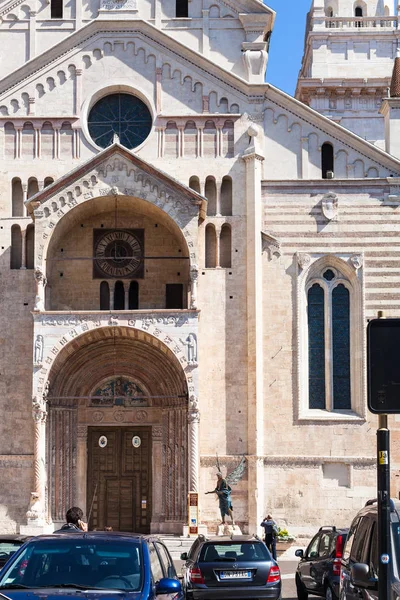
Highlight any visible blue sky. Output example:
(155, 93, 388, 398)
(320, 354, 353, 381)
(265, 0, 312, 96)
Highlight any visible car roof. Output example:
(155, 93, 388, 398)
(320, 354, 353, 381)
(0, 535, 31, 542)
(29, 532, 159, 542)
(353, 498, 400, 521)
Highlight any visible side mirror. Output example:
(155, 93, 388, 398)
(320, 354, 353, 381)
(351, 563, 378, 590)
(295, 549, 304, 558)
(180, 552, 188, 560)
(156, 577, 182, 595)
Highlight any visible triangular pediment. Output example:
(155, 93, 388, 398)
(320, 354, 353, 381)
(26, 143, 207, 221)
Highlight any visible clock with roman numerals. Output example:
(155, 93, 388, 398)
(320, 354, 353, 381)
(93, 229, 144, 279)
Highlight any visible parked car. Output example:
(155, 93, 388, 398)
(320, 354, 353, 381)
(339, 498, 400, 600)
(180, 534, 281, 600)
(295, 526, 348, 600)
(0, 536, 31, 571)
(0, 531, 183, 599)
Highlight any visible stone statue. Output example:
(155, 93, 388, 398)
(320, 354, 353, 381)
(182, 333, 197, 365)
(26, 492, 41, 521)
(34, 335, 44, 365)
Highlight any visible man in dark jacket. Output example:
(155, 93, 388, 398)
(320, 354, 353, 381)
(53, 506, 88, 533)
(260, 514, 278, 560)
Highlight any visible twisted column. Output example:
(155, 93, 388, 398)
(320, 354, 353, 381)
(27, 391, 48, 523)
(188, 395, 200, 492)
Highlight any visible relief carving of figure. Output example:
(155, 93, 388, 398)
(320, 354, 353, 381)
(34, 335, 44, 365)
(181, 333, 198, 365)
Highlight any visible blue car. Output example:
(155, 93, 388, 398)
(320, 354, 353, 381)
(0, 532, 183, 600)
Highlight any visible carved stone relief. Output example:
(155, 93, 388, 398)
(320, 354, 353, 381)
(321, 192, 339, 221)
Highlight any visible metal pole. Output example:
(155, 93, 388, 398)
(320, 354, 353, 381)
(377, 310, 390, 600)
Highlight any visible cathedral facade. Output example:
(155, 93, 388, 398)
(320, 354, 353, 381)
(0, 0, 400, 536)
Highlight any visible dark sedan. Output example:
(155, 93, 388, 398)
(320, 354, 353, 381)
(0, 536, 31, 571)
(0, 531, 183, 600)
(181, 534, 281, 600)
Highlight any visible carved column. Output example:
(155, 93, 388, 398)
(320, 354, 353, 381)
(20, 229, 27, 269)
(188, 395, 200, 493)
(29, 393, 48, 523)
(34, 268, 47, 311)
(76, 426, 88, 517)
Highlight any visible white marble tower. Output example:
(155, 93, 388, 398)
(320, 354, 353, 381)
(296, 0, 399, 147)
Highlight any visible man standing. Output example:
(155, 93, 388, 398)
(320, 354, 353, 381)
(260, 514, 279, 560)
(53, 507, 88, 533)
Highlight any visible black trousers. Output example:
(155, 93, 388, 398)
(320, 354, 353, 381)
(265, 534, 277, 560)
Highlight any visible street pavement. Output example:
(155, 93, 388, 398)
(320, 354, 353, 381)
(279, 559, 298, 600)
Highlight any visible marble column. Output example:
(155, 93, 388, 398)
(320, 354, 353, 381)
(188, 395, 200, 493)
(76, 426, 88, 518)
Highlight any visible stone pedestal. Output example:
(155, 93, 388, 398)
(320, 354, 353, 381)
(216, 524, 242, 536)
(182, 524, 208, 537)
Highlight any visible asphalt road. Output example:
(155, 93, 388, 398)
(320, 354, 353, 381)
(280, 559, 298, 600)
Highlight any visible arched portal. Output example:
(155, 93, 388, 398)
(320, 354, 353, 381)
(46, 326, 190, 534)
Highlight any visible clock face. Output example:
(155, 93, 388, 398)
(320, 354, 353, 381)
(93, 229, 144, 279)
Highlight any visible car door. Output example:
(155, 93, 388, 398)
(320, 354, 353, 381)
(313, 532, 332, 594)
(152, 542, 183, 600)
(342, 517, 372, 600)
(300, 533, 321, 591)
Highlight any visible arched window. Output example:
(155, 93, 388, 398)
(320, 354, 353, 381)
(25, 224, 34, 269)
(11, 178, 24, 217)
(326, 6, 333, 16)
(27, 177, 39, 199)
(100, 281, 110, 310)
(189, 176, 201, 194)
(10, 224, 22, 269)
(129, 281, 139, 309)
(321, 143, 334, 179)
(44, 177, 54, 187)
(306, 266, 352, 411)
(205, 176, 217, 216)
(220, 176, 232, 216)
(220, 225, 231, 268)
(114, 281, 125, 310)
(205, 224, 217, 268)
(51, 0, 63, 18)
(176, 0, 188, 17)
(355, 6, 363, 16)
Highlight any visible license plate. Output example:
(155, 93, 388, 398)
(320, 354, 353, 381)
(220, 571, 251, 579)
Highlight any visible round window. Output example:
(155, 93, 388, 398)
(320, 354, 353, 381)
(88, 93, 152, 150)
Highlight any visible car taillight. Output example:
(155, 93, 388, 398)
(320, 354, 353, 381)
(189, 566, 205, 584)
(267, 565, 281, 583)
(335, 535, 344, 558)
(333, 558, 341, 576)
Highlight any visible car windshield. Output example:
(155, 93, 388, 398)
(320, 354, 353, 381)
(0, 542, 25, 567)
(199, 542, 270, 562)
(0, 538, 143, 591)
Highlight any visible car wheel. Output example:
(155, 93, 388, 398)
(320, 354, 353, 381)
(325, 584, 336, 600)
(296, 574, 308, 600)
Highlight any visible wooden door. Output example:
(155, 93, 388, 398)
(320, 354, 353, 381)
(87, 427, 152, 533)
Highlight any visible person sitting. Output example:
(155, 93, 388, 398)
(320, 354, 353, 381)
(53, 506, 88, 533)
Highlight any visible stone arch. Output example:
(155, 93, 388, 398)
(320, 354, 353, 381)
(43, 325, 193, 532)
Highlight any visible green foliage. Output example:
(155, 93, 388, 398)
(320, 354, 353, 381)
(277, 527, 296, 542)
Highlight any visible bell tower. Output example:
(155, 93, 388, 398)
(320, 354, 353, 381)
(296, 0, 398, 148)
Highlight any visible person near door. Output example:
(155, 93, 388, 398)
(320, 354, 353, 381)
(53, 507, 88, 533)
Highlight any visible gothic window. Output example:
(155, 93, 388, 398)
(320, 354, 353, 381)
(25, 224, 34, 269)
(321, 142, 334, 178)
(114, 281, 125, 310)
(11, 178, 23, 217)
(129, 281, 139, 310)
(166, 284, 183, 309)
(220, 176, 232, 216)
(10, 224, 22, 269)
(306, 267, 351, 412)
(88, 94, 152, 150)
(176, 0, 188, 18)
(100, 281, 110, 310)
(205, 176, 217, 216)
(51, 0, 63, 18)
(205, 224, 217, 268)
(220, 224, 232, 268)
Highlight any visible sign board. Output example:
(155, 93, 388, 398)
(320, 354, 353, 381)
(367, 318, 400, 413)
(188, 492, 199, 536)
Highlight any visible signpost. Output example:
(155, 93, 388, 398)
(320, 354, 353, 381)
(367, 316, 400, 600)
(188, 492, 199, 536)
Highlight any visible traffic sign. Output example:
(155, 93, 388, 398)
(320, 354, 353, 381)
(367, 318, 400, 414)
